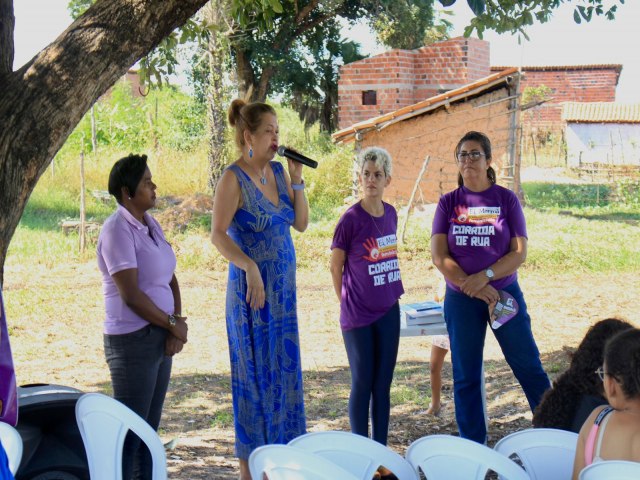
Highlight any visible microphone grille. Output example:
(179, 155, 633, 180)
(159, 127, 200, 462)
(276, 146, 285, 156)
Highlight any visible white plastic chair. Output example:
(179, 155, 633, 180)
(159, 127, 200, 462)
(0, 421, 23, 474)
(75, 393, 167, 480)
(494, 428, 578, 480)
(288, 430, 418, 480)
(406, 434, 530, 480)
(249, 444, 361, 480)
(579, 460, 640, 479)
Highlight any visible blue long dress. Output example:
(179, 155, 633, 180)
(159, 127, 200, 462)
(225, 161, 306, 459)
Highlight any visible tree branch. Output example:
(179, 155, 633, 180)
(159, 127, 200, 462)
(0, 0, 14, 75)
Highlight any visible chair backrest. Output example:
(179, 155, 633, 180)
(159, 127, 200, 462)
(75, 393, 167, 480)
(0, 421, 23, 475)
(579, 460, 640, 480)
(288, 430, 418, 480)
(406, 434, 530, 480)
(494, 428, 578, 480)
(249, 444, 361, 480)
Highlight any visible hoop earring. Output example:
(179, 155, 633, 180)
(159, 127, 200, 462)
(249, 146, 253, 158)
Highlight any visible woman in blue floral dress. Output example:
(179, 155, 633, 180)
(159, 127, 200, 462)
(211, 99, 309, 480)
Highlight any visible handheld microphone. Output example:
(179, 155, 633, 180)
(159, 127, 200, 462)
(277, 146, 318, 169)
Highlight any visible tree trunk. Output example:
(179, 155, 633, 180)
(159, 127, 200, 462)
(233, 45, 257, 101)
(0, 0, 208, 286)
(205, 0, 230, 191)
(0, 0, 14, 75)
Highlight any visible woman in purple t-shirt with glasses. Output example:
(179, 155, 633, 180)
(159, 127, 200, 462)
(97, 154, 188, 480)
(330, 147, 404, 451)
(431, 131, 550, 444)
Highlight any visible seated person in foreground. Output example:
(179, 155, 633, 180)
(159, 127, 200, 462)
(572, 327, 640, 479)
(533, 318, 633, 432)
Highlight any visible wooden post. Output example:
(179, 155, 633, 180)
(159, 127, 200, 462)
(90, 104, 98, 153)
(530, 133, 537, 167)
(79, 148, 87, 253)
(400, 156, 430, 244)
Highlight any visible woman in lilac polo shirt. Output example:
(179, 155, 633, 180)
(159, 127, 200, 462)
(431, 131, 550, 444)
(97, 154, 188, 480)
(330, 147, 404, 451)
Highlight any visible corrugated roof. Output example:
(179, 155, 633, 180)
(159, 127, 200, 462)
(562, 102, 640, 123)
(491, 64, 622, 72)
(332, 67, 520, 144)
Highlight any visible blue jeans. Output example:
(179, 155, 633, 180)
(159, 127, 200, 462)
(104, 324, 172, 480)
(342, 302, 400, 445)
(444, 281, 550, 443)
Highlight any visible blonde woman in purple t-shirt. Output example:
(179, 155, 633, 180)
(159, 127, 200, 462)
(330, 147, 405, 455)
(431, 131, 550, 444)
(97, 154, 188, 480)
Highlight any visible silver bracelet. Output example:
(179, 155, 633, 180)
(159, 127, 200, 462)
(291, 179, 305, 191)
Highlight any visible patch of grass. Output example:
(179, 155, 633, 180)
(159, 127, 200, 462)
(523, 182, 613, 208)
(210, 410, 234, 428)
(524, 208, 640, 272)
(546, 362, 565, 374)
(390, 383, 430, 409)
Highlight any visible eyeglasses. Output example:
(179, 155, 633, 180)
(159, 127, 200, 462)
(456, 151, 486, 163)
(595, 366, 608, 382)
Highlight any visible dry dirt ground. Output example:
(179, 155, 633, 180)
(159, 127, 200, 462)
(4, 198, 638, 478)
(6, 265, 637, 478)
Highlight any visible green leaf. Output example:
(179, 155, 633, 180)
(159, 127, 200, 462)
(268, 0, 284, 14)
(573, 9, 582, 24)
(439, 0, 457, 6)
(467, 0, 486, 16)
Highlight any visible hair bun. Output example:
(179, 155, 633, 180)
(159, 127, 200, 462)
(228, 99, 247, 127)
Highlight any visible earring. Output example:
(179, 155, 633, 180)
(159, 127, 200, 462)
(249, 146, 253, 158)
(128, 196, 132, 200)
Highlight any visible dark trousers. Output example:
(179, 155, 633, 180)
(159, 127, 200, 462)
(444, 281, 551, 444)
(104, 324, 172, 480)
(342, 302, 400, 445)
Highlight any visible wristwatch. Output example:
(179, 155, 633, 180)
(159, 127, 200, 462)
(485, 268, 495, 280)
(168, 314, 177, 328)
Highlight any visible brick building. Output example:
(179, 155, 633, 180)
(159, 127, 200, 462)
(338, 37, 621, 135)
(337, 37, 490, 130)
(333, 69, 522, 204)
(491, 64, 622, 132)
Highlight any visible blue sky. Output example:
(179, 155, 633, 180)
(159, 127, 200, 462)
(13, 0, 639, 102)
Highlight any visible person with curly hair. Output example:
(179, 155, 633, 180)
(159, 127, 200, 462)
(533, 318, 633, 432)
(572, 327, 640, 478)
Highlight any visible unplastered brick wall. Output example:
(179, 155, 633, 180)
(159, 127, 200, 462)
(338, 37, 490, 130)
(492, 66, 620, 131)
(353, 88, 514, 205)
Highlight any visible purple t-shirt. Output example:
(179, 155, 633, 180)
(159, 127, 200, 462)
(431, 184, 527, 292)
(97, 205, 177, 334)
(331, 202, 405, 330)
